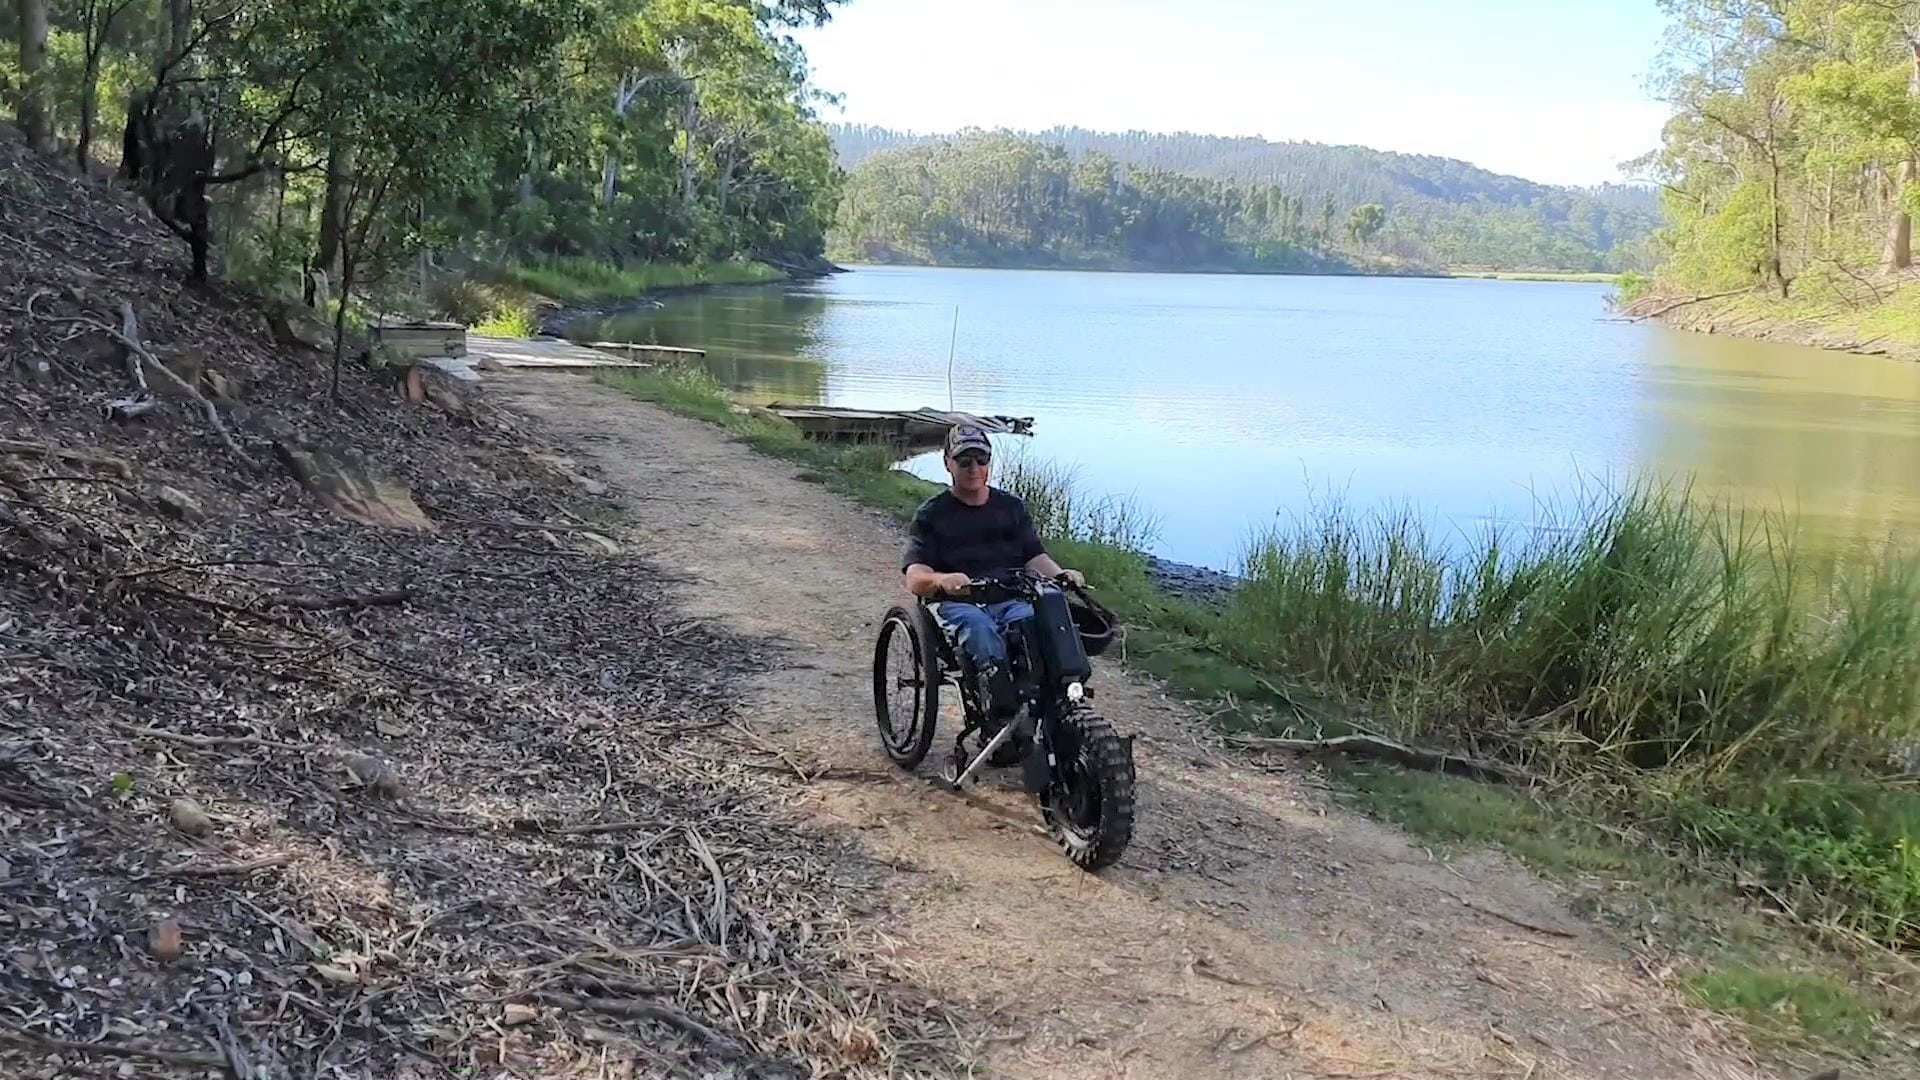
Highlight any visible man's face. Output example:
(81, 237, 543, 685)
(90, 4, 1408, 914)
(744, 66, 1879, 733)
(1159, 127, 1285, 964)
(946, 447, 990, 494)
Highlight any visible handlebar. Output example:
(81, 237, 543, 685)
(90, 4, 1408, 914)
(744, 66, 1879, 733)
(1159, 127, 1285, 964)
(938, 569, 1087, 601)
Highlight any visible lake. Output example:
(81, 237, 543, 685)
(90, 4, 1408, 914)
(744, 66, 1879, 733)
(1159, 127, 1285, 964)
(573, 265, 1920, 575)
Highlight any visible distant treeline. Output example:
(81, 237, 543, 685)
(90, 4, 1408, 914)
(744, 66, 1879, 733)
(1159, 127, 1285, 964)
(827, 125, 1662, 274)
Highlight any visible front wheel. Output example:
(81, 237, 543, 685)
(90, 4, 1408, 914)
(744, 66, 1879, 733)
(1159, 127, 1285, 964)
(1041, 711, 1136, 871)
(873, 605, 939, 769)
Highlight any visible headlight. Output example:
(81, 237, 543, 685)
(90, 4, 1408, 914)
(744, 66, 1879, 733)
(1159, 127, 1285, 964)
(1066, 681, 1084, 701)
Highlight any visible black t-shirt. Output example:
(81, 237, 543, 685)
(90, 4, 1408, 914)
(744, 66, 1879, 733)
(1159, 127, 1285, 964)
(902, 488, 1046, 577)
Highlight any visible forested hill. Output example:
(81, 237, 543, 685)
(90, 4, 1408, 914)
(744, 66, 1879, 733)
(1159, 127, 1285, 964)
(826, 124, 1663, 274)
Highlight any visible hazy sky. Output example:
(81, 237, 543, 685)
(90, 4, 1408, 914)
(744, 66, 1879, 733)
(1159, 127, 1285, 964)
(789, 0, 1673, 187)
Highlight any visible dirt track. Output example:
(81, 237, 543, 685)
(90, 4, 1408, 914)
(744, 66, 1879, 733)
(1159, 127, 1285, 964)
(491, 369, 1774, 1080)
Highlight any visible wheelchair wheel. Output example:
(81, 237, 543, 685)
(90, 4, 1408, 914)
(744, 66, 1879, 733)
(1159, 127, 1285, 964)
(873, 604, 940, 769)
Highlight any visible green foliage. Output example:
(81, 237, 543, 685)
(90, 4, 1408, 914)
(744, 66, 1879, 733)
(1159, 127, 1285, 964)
(1665, 780, 1920, 949)
(492, 256, 782, 303)
(1641, 0, 1920, 297)
(4, 0, 840, 314)
(472, 300, 538, 338)
(830, 124, 1661, 273)
(1683, 966, 1885, 1052)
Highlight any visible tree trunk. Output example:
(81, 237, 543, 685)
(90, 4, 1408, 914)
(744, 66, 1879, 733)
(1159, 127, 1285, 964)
(1884, 160, 1913, 272)
(680, 95, 700, 210)
(601, 151, 619, 209)
(17, 0, 54, 154)
(1890, 35, 1920, 273)
(317, 140, 354, 286)
(169, 0, 192, 61)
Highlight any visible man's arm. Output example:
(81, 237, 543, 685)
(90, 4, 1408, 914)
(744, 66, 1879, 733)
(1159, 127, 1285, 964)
(905, 562, 966, 598)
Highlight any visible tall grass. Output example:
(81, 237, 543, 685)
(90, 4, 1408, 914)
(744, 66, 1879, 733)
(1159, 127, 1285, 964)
(993, 448, 1163, 552)
(1221, 480, 1920, 947)
(1226, 481, 1920, 775)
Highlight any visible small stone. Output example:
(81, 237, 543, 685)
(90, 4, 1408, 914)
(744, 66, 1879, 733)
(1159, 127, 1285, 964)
(149, 918, 184, 963)
(341, 753, 402, 799)
(169, 797, 212, 836)
(155, 486, 205, 522)
(502, 1003, 539, 1027)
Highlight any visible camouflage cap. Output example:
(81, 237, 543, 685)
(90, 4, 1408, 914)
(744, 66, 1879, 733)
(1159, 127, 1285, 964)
(944, 422, 992, 458)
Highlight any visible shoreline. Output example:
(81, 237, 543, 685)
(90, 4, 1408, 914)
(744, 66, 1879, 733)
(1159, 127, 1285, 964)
(829, 256, 1624, 283)
(533, 256, 845, 338)
(1627, 288, 1920, 363)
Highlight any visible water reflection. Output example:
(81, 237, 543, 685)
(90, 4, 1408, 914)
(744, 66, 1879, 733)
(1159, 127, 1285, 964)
(567, 286, 835, 406)
(1639, 326, 1920, 564)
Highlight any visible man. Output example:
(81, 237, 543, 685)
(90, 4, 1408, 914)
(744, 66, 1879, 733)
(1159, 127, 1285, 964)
(901, 422, 1085, 740)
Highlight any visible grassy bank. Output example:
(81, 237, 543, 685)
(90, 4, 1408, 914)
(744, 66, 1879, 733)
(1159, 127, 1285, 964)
(597, 365, 1920, 1071)
(430, 256, 786, 338)
(1617, 274, 1920, 362)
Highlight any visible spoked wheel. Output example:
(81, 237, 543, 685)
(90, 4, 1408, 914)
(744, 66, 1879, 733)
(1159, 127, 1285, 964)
(1042, 711, 1136, 871)
(872, 604, 940, 769)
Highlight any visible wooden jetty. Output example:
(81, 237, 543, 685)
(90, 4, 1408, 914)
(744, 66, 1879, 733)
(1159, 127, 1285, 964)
(465, 334, 654, 371)
(577, 340, 708, 364)
(761, 404, 1035, 449)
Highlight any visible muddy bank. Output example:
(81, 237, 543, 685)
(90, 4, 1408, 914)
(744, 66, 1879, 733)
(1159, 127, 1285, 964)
(1628, 289, 1920, 363)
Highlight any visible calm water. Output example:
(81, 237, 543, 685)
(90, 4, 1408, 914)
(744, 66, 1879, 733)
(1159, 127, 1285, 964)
(577, 266, 1920, 573)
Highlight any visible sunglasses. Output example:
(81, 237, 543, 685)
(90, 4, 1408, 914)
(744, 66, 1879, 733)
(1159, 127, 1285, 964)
(953, 452, 991, 468)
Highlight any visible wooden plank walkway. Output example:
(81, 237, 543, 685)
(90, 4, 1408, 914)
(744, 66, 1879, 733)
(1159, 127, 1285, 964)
(466, 335, 653, 371)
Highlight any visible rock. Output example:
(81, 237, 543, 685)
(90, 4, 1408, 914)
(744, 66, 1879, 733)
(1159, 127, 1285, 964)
(148, 918, 184, 963)
(1144, 555, 1241, 606)
(275, 440, 437, 532)
(266, 301, 339, 354)
(502, 1003, 539, 1027)
(169, 797, 212, 836)
(341, 752, 403, 799)
(155, 486, 205, 522)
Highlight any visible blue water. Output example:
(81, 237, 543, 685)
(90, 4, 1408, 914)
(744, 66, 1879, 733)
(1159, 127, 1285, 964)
(588, 265, 1920, 573)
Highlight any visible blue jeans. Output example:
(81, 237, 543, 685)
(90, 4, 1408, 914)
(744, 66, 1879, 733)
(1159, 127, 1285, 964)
(929, 599, 1032, 673)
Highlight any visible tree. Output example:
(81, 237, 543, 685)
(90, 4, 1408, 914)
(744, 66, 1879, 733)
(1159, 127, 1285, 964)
(1346, 203, 1386, 250)
(15, 0, 52, 153)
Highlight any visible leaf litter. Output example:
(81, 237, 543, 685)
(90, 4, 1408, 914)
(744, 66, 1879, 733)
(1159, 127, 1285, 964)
(0, 133, 969, 1078)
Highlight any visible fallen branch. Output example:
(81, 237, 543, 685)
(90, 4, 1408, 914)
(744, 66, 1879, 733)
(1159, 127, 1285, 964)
(514, 990, 743, 1055)
(1446, 892, 1578, 939)
(0, 439, 134, 479)
(259, 586, 414, 612)
(1621, 287, 1750, 323)
(1224, 732, 1535, 786)
(118, 303, 149, 395)
(162, 854, 294, 878)
(110, 720, 304, 751)
(0, 1023, 226, 1069)
(106, 303, 260, 472)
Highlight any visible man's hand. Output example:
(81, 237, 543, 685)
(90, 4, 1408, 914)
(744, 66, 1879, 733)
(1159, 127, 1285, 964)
(1059, 568, 1087, 588)
(936, 572, 973, 596)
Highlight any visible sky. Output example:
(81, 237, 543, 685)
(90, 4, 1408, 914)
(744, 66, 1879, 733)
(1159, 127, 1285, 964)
(788, 0, 1675, 187)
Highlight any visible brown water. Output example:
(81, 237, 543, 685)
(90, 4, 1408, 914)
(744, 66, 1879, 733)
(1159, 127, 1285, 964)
(574, 266, 1920, 573)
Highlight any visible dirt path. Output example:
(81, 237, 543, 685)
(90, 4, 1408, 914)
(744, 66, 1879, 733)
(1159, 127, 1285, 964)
(490, 370, 1774, 1080)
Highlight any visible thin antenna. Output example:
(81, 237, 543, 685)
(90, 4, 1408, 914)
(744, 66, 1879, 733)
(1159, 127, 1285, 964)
(946, 305, 959, 411)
